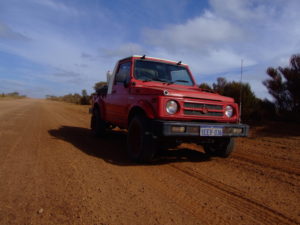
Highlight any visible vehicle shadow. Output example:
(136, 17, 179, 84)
(48, 126, 211, 166)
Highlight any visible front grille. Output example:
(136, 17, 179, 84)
(184, 102, 223, 110)
(184, 110, 223, 117)
(183, 102, 223, 117)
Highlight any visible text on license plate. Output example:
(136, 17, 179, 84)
(200, 126, 223, 136)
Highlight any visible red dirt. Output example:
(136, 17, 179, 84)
(0, 99, 299, 225)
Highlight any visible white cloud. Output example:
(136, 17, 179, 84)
(144, 10, 242, 53)
(0, 79, 27, 88)
(1, 0, 299, 98)
(102, 43, 145, 58)
(2, 34, 79, 71)
(30, 0, 82, 16)
(209, 0, 272, 21)
(141, 0, 300, 98)
(148, 47, 255, 76)
(0, 22, 114, 97)
(0, 0, 133, 97)
(0, 22, 29, 41)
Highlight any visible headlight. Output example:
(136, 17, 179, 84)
(225, 105, 233, 118)
(166, 100, 178, 114)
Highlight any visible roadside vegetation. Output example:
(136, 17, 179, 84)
(0, 92, 26, 99)
(199, 54, 300, 123)
(263, 54, 300, 122)
(46, 89, 90, 105)
(199, 78, 275, 122)
(46, 82, 108, 105)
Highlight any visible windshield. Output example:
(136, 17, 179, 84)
(134, 60, 194, 86)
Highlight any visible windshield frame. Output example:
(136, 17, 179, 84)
(133, 59, 195, 86)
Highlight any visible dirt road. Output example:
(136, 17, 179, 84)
(0, 99, 299, 225)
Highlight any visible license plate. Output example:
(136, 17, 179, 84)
(200, 126, 223, 136)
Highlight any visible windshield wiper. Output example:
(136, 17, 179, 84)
(152, 78, 170, 83)
(142, 77, 188, 85)
(168, 79, 189, 84)
(174, 79, 188, 83)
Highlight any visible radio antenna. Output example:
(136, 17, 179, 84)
(239, 59, 243, 123)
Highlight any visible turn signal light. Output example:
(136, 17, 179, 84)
(171, 126, 186, 133)
(223, 127, 243, 135)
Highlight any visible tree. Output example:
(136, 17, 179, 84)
(199, 83, 213, 91)
(93, 81, 107, 91)
(80, 89, 90, 105)
(224, 81, 258, 121)
(212, 77, 259, 121)
(257, 98, 277, 120)
(7, 92, 19, 97)
(213, 77, 227, 94)
(263, 54, 300, 119)
(82, 89, 88, 97)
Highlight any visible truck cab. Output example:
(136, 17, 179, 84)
(91, 55, 248, 162)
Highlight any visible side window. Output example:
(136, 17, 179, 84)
(115, 62, 131, 83)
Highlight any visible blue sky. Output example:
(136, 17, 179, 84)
(0, 0, 299, 98)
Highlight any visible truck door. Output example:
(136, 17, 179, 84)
(106, 61, 131, 126)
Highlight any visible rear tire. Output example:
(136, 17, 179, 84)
(91, 108, 106, 137)
(127, 115, 157, 163)
(204, 137, 235, 158)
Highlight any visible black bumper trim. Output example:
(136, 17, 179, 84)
(152, 120, 249, 137)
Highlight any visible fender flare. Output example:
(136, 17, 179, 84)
(128, 100, 156, 123)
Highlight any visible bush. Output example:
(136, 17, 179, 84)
(0, 92, 26, 98)
(263, 54, 300, 121)
(202, 78, 260, 122)
(46, 90, 91, 105)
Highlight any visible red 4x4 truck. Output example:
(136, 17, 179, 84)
(90, 55, 249, 162)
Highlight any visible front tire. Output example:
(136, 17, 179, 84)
(204, 137, 235, 158)
(127, 115, 157, 162)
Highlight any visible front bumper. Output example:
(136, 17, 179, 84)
(152, 120, 249, 138)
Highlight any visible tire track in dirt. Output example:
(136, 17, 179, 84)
(1, 99, 299, 225)
(233, 152, 300, 176)
(131, 165, 228, 225)
(0, 100, 83, 224)
(168, 164, 298, 225)
(43, 102, 227, 224)
(46, 100, 300, 224)
(228, 156, 299, 187)
(232, 149, 300, 176)
(44, 101, 206, 225)
(36, 101, 96, 224)
(0, 99, 33, 118)
(0, 100, 47, 224)
(135, 162, 268, 225)
(0, 100, 38, 169)
(0, 101, 37, 167)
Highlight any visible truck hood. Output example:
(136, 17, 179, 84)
(131, 85, 234, 103)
